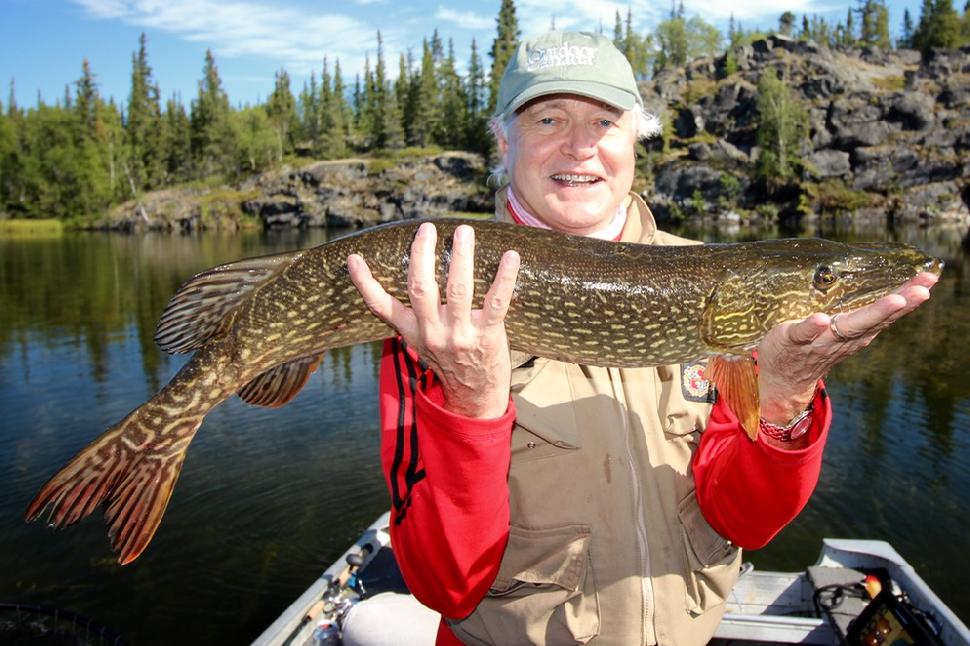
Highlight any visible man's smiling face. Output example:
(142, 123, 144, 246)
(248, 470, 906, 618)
(498, 93, 638, 236)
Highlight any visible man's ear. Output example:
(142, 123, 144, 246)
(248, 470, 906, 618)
(497, 130, 509, 158)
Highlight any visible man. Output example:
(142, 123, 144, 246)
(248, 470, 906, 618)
(346, 31, 936, 645)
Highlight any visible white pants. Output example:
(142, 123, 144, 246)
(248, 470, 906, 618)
(341, 592, 441, 646)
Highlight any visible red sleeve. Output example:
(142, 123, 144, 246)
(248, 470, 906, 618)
(379, 338, 514, 620)
(692, 383, 832, 550)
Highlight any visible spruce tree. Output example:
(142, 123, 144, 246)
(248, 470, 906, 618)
(332, 59, 350, 157)
(266, 68, 298, 161)
(901, 9, 915, 46)
(489, 0, 520, 114)
(437, 38, 467, 148)
(779, 12, 796, 36)
(190, 49, 234, 176)
(299, 71, 320, 153)
(126, 33, 163, 192)
(162, 93, 191, 182)
(465, 38, 489, 154)
(72, 60, 112, 216)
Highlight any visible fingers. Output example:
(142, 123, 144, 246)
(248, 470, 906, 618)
(830, 273, 937, 340)
(445, 225, 475, 328)
(407, 222, 442, 329)
(482, 250, 521, 328)
(785, 313, 830, 345)
(347, 253, 414, 334)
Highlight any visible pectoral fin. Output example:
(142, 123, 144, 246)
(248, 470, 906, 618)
(700, 278, 765, 354)
(706, 355, 760, 441)
(238, 354, 323, 408)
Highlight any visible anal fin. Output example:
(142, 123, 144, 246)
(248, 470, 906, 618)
(238, 354, 323, 408)
(706, 355, 760, 441)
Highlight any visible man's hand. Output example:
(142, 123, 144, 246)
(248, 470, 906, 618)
(757, 271, 939, 425)
(347, 222, 521, 419)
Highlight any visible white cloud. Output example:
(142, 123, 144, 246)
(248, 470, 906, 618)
(435, 7, 493, 31)
(71, 0, 396, 75)
(516, 0, 663, 37)
(516, 0, 833, 34)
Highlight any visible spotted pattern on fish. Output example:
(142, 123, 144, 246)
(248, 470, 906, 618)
(25, 218, 942, 565)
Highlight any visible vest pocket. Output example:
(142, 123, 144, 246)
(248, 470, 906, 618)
(480, 524, 600, 644)
(678, 492, 741, 616)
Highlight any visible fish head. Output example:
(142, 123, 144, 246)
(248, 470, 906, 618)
(769, 239, 942, 320)
(702, 239, 942, 353)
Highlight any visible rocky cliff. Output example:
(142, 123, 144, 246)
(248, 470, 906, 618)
(98, 151, 491, 231)
(641, 36, 969, 225)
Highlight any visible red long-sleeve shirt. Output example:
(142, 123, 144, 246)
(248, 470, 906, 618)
(379, 338, 831, 643)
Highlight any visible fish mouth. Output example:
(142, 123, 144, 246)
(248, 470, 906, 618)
(550, 173, 602, 188)
(924, 257, 944, 277)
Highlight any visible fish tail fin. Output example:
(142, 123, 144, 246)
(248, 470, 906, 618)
(707, 355, 760, 441)
(25, 408, 203, 565)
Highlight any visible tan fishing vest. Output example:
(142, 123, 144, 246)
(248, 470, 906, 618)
(447, 190, 742, 646)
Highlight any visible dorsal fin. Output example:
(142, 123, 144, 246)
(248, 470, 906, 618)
(154, 250, 302, 354)
(238, 354, 323, 408)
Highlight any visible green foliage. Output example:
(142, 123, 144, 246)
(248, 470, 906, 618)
(191, 49, 235, 177)
(755, 68, 809, 190)
(266, 69, 299, 162)
(911, 0, 965, 51)
(805, 179, 875, 212)
(489, 0, 520, 113)
(654, 8, 722, 73)
(857, 0, 892, 49)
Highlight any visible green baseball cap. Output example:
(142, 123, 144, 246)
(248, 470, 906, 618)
(496, 31, 643, 115)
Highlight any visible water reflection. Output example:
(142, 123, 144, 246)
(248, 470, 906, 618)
(1, 220, 968, 643)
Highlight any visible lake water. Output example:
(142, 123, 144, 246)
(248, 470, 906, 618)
(1, 219, 968, 644)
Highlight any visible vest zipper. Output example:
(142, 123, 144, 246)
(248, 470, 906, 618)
(609, 367, 657, 645)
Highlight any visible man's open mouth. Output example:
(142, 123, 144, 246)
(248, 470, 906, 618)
(551, 173, 601, 187)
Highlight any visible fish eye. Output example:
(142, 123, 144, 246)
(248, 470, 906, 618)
(813, 265, 837, 290)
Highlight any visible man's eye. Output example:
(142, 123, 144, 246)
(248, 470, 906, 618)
(598, 119, 614, 127)
(539, 117, 555, 125)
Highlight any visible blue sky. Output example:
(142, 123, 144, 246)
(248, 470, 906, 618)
(1, 0, 927, 109)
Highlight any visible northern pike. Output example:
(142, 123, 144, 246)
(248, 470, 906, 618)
(26, 218, 942, 564)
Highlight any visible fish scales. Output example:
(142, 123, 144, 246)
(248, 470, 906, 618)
(25, 218, 942, 564)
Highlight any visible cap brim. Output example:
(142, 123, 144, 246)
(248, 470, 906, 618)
(505, 80, 639, 114)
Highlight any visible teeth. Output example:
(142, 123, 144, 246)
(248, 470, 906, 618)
(552, 174, 598, 183)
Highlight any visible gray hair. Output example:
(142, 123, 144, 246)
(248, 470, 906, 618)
(487, 105, 662, 186)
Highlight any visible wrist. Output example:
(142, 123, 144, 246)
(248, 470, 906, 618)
(759, 380, 818, 426)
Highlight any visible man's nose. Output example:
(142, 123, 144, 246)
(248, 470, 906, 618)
(560, 123, 596, 159)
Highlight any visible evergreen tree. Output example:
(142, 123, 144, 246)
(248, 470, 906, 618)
(332, 59, 351, 156)
(266, 68, 298, 161)
(410, 39, 439, 146)
(489, 0, 520, 113)
(465, 38, 489, 154)
(845, 8, 857, 45)
(190, 49, 234, 176)
(162, 93, 191, 182)
(779, 11, 796, 36)
(126, 33, 163, 193)
(901, 9, 916, 46)
(913, 0, 963, 52)
(72, 61, 112, 216)
(437, 38, 467, 148)
(299, 71, 320, 153)
(755, 67, 808, 190)
(858, 0, 891, 48)
(654, 2, 689, 71)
